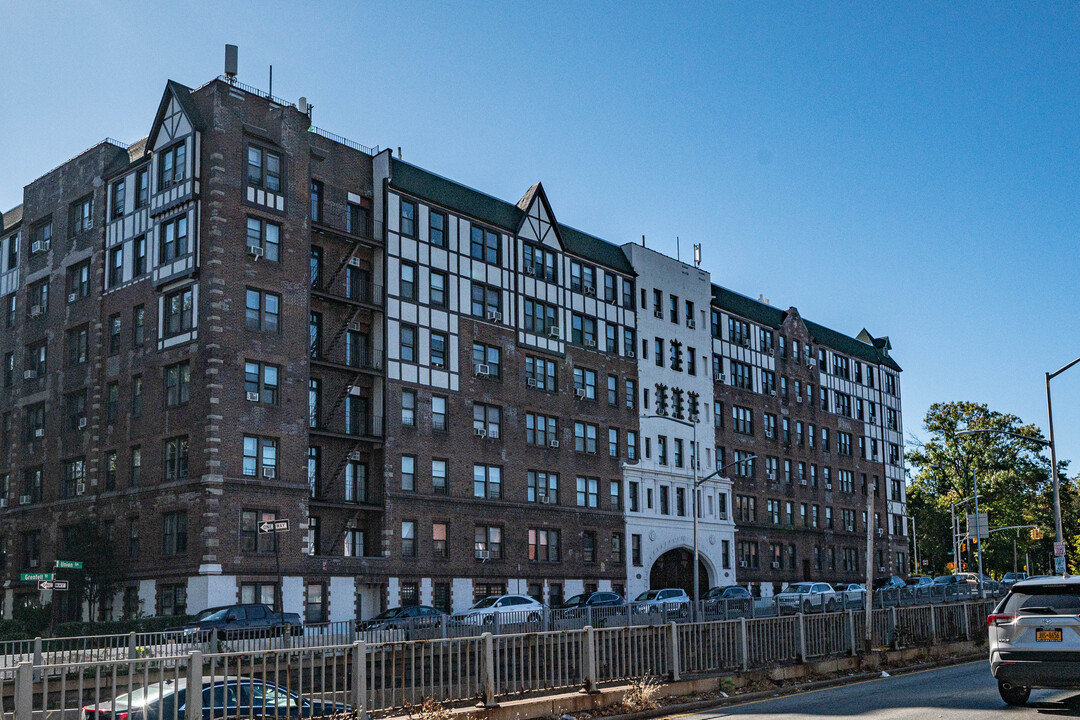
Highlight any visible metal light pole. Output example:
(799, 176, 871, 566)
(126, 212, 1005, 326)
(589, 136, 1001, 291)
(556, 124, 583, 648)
(972, 470, 985, 598)
(906, 515, 918, 573)
(1046, 355, 1080, 574)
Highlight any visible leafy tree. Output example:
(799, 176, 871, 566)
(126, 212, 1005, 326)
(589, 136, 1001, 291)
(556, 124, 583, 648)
(906, 401, 1078, 576)
(57, 518, 126, 621)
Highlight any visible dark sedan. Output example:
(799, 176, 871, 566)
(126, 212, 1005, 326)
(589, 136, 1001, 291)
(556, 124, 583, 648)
(82, 677, 349, 719)
(358, 605, 446, 631)
(556, 591, 624, 609)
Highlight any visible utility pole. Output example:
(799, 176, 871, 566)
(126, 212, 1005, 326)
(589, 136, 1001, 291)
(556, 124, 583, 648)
(864, 479, 874, 650)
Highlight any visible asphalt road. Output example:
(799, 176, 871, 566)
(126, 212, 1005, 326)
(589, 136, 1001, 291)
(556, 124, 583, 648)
(670, 660, 1080, 719)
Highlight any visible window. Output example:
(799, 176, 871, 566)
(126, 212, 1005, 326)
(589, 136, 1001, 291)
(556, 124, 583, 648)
(28, 279, 48, 316)
(308, 379, 321, 429)
(401, 389, 416, 426)
(609, 428, 619, 457)
(526, 356, 557, 391)
(432, 395, 448, 431)
(240, 510, 277, 554)
(401, 521, 416, 557)
(582, 532, 597, 563)
(158, 584, 187, 616)
(429, 331, 448, 367)
(429, 210, 446, 247)
(430, 270, 448, 307)
(523, 299, 557, 334)
(573, 367, 597, 399)
(247, 145, 281, 192)
(244, 288, 279, 332)
(400, 262, 417, 300)
(243, 361, 279, 404)
(246, 217, 281, 262)
(24, 403, 45, 442)
(163, 436, 189, 481)
(730, 361, 752, 390)
(399, 199, 416, 237)
(576, 476, 599, 508)
(470, 224, 500, 264)
(67, 260, 90, 299)
(657, 436, 668, 465)
(528, 471, 558, 503)
(472, 343, 500, 378)
(62, 458, 86, 498)
(66, 324, 89, 365)
(103, 450, 117, 490)
(310, 180, 323, 223)
(737, 541, 759, 569)
(400, 455, 416, 491)
(529, 529, 561, 562)
(432, 522, 448, 558)
(131, 446, 142, 486)
(305, 583, 326, 624)
(571, 314, 597, 346)
(474, 526, 502, 559)
(158, 142, 188, 189)
(242, 436, 278, 478)
(164, 361, 191, 406)
(574, 422, 598, 453)
(432, 459, 447, 495)
(164, 286, 195, 336)
(162, 512, 188, 555)
(106, 382, 119, 422)
(159, 215, 189, 262)
(30, 218, 52, 254)
(241, 582, 278, 607)
(108, 314, 121, 354)
(2, 353, 11, 387)
(659, 486, 670, 514)
(107, 245, 124, 286)
(471, 282, 501, 318)
(526, 414, 558, 446)
(69, 194, 94, 235)
(433, 583, 451, 613)
(400, 324, 417, 362)
(732, 405, 754, 435)
(473, 403, 500, 438)
(632, 535, 643, 566)
(134, 235, 147, 276)
(736, 495, 756, 523)
(523, 244, 557, 281)
(473, 465, 502, 499)
(627, 431, 638, 461)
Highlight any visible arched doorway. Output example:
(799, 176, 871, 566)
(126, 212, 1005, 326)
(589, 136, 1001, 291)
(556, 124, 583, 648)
(649, 548, 710, 598)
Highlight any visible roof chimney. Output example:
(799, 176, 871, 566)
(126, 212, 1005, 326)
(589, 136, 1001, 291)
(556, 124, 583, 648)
(758, 294, 771, 306)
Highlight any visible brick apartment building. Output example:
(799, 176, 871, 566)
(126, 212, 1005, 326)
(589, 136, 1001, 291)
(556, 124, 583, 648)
(0, 71, 906, 622)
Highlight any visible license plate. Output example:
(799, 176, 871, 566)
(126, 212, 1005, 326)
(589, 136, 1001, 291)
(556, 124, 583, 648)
(1037, 629, 1063, 642)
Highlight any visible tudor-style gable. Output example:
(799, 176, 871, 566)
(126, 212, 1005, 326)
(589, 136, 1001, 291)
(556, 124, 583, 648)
(516, 182, 563, 250)
(148, 81, 206, 152)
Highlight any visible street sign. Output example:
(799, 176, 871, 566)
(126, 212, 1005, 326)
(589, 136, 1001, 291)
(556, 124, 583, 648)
(922, 559, 928, 566)
(967, 513, 989, 539)
(1054, 542, 1066, 557)
(1056, 556, 1067, 574)
(258, 519, 291, 534)
(38, 580, 69, 591)
(55, 560, 83, 570)
(20, 573, 53, 582)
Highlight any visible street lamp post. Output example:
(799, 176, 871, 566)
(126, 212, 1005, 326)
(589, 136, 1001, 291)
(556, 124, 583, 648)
(1046, 355, 1080, 572)
(906, 514, 918, 574)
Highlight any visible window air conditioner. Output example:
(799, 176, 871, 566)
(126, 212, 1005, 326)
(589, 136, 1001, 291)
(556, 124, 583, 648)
(846, 525, 854, 532)
(800, 479, 808, 486)
(686, 319, 696, 329)
(348, 321, 363, 332)
(348, 257, 362, 267)
(583, 285, 596, 297)
(474, 364, 490, 377)
(476, 550, 491, 560)
(877, 528, 884, 536)
(29, 305, 42, 318)
(542, 495, 556, 504)
(246, 391, 261, 402)
(20, 495, 32, 506)
(31, 240, 42, 253)
(714, 373, 725, 382)
(474, 428, 487, 438)
(771, 561, 780, 569)
(879, 567, 886, 573)
(68, 293, 77, 303)
(766, 471, 776, 480)
(76, 482, 86, 495)
(654, 310, 663, 319)
(626, 350, 636, 359)
(0, 498, 7, 508)
(77, 417, 87, 430)
(825, 483, 833, 490)
(586, 449, 597, 455)
(548, 326, 560, 339)
(33, 428, 45, 438)
(739, 561, 748, 568)
(262, 468, 276, 479)
(548, 440, 560, 449)
(24, 370, 37, 380)
(526, 377, 538, 388)
(486, 311, 502, 322)
(523, 262, 535, 275)
(248, 245, 264, 259)
(348, 451, 363, 461)
(741, 339, 750, 348)
(575, 388, 587, 399)
(585, 339, 597, 349)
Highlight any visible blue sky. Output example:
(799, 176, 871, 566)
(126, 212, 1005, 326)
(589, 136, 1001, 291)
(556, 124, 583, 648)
(2, 1, 1079, 469)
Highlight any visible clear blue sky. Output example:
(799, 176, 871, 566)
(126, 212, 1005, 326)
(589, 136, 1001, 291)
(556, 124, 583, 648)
(3, 2, 1079, 472)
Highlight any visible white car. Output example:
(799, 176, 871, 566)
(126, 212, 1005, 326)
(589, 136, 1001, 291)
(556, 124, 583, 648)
(451, 594, 545, 625)
(633, 588, 690, 615)
(775, 582, 839, 614)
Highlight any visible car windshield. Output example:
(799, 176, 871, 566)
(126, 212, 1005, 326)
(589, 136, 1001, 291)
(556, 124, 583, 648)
(785, 584, 813, 594)
(193, 608, 229, 622)
(1003, 585, 1080, 615)
(562, 594, 586, 606)
(636, 590, 662, 601)
(471, 597, 499, 609)
(933, 575, 953, 583)
(372, 608, 407, 620)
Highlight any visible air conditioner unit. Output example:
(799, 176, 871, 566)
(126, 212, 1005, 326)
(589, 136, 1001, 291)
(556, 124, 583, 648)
(877, 528, 884, 536)
(68, 293, 77, 303)
(31, 240, 42, 253)
(348, 321, 363, 332)
(474, 364, 490, 377)
(77, 417, 87, 430)
(548, 326, 560, 339)
(626, 350, 636, 359)
(19, 495, 32, 506)
(583, 286, 596, 297)
(474, 428, 487, 438)
(541, 495, 556, 504)
(348, 257, 362, 267)
(584, 339, 597, 349)
(247, 245, 264, 259)
(739, 561, 748, 568)
(476, 550, 491, 560)
(807, 359, 817, 367)
(575, 388, 587, 399)
(653, 310, 663, 319)
(348, 451, 362, 461)
(262, 468, 276, 479)
(486, 311, 502, 322)
(0, 498, 7, 509)
(686, 319, 696, 329)
(846, 525, 854, 532)
(740, 339, 750, 348)
(800, 479, 808, 486)
(771, 561, 781, 569)
(548, 440, 560, 449)
(29, 305, 42, 318)
(28, 559, 39, 568)
(76, 482, 86, 495)
(769, 391, 777, 397)
(878, 567, 886, 573)
(523, 262, 535, 275)
(766, 471, 777, 480)
(714, 373, 725, 382)
(33, 428, 44, 438)
(526, 378, 538, 388)
(246, 391, 261, 402)
(23, 370, 37, 380)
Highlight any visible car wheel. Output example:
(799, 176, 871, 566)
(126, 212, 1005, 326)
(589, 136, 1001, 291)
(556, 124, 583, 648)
(527, 612, 541, 623)
(802, 600, 811, 614)
(826, 600, 837, 613)
(482, 614, 495, 625)
(998, 680, 1030, 706)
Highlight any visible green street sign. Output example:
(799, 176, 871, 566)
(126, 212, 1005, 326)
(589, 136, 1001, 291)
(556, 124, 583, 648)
(55, 560, 83, 570)
(20, 573, 53, 582)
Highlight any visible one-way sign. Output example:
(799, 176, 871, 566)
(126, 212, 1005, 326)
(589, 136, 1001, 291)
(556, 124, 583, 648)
(258, 519, 291, 534)
(38, 580, 69, 591)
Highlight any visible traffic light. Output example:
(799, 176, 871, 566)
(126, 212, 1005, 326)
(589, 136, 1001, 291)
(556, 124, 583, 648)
(960, 542, 966, 554)
(1030, 528, 1043, 540)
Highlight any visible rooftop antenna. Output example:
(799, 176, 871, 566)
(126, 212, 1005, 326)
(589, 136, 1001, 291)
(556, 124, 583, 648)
(693, 243, 702, 267)
(641, 234, 646, 247)
(268, 65, 273, 98)
(676, 236, 680, 262)
(224, 44, 238, 83)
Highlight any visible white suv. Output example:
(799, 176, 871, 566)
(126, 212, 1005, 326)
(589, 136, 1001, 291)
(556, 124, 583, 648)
(451, 594, 545, 625)
(988, 576, 1080, 705)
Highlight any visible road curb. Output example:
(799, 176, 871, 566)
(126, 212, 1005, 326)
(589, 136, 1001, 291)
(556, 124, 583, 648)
(590, 652, 985, 720)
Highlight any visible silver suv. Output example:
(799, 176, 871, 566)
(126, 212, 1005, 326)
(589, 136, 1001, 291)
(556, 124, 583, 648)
(988, 576, 1080, 705)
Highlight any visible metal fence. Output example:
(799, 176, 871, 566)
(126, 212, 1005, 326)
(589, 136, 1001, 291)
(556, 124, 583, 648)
(0, 599, 996, 719)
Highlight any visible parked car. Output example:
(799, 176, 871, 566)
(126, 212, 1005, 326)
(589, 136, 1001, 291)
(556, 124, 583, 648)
(703, 585, 753, 617)
(556, 591, 624, 609)
(358, 605, 446, 631)
(872, 576, 907, 591)
(452, 594, 545, 625)
(958, 572, 1001, 593)
(833, 583, 866, 608)
(633, 588, 690, 615)
(1001, 572, 1029, 588)
(988, 575, 1080, 705)
(775, 582, 838, 614)
(906, 576, 935, 587)
(704, 585, 751, 601)
(168, 604, 302, 639)
(82, 677, 349, 719)
(933, 573, 978, 588)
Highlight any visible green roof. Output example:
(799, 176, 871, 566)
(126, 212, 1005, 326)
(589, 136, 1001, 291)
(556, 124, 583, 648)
(390, 159, 635, 274)
(712, 284, 902, 372)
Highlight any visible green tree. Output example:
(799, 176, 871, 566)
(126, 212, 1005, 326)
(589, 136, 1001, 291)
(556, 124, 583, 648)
(905, 401, 1077, 577)
(57, 518, 126, 621)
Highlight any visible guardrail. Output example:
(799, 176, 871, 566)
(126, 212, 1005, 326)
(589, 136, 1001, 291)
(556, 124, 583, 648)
(1, 599, 996, 719)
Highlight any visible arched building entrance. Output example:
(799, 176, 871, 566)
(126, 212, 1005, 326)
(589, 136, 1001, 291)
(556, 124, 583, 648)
(649, 548, 710, 598)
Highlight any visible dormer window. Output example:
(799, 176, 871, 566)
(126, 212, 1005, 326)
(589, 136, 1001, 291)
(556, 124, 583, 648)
(247, 145, 282, 193)
(159, 142, 186, 189)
